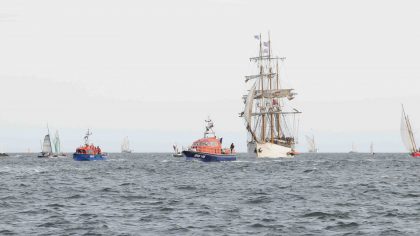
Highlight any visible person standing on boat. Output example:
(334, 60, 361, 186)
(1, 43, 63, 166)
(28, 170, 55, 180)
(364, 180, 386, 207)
(230, 143, 235, 153)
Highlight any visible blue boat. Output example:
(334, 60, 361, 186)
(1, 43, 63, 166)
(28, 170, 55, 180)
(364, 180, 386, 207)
(73, 153, 106, 161)
(182, 150, 236, 162)
(183, 118, 237, 162)
(73, 129, 106, 161)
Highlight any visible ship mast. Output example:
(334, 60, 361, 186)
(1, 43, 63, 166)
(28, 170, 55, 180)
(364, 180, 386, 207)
(268, 32, 274, 144)
(276, 59, 281, 139)
(242, 33, 301, 147)
(259, 33, 265, 143)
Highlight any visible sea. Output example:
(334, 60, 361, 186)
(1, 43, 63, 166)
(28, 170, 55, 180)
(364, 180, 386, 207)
(1, 153, 419, 235)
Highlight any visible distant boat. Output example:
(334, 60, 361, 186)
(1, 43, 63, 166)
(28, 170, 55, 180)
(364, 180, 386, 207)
(52, 131, 66, 157)
(240, 33, 301, 158)
(370, 142, 375, 155)
(0, 145, 8, 156)
(38, 126, 53, 158)
(172, 144, 183, 157)
(305, 135, 318, 153)
(349, 143, 358, 153)
(73, 129, 107, 161)
(182, 118, 237, 162)
(121, 136, 132, 153)
(400, 105, 420, 157)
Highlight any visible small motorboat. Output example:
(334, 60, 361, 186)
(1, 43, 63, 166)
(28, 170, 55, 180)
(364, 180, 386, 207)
(73, 129, 107, 161)
(182, 118, 237, 162)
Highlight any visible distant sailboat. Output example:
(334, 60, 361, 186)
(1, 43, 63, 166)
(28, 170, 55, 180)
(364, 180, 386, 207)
(0, 145, 8, 156)
(370, 142, 374, 155)
(305, 135, 318, 153)
(401, 105, 420, 157)
(172, 144, 183, 157)
(38, 126, 53, 158)
(52, 131, 66, 157)
(121, 136, 132, 153)
(349, 143, 358, 153)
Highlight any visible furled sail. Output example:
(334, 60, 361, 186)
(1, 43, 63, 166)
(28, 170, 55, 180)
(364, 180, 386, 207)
(244, 82, 257, 126)
(42, 134, 53, 153)
(400, 108, 417, 152)
(254, 89, 294, 99)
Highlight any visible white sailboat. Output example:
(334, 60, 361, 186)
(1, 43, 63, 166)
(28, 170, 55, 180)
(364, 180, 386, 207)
(121, 136, 132, 153)
(305, 135, 318, 153)
(38, 126, 53, 158)
(0, 145, 8, 156)
(52, 131, 66, 157)
(370, 142, 374, 155)
(401, 105, 420, 157)
(172, 144, 183, 157)
(241, 33, 301, 158)
(349, 143, 358, 153)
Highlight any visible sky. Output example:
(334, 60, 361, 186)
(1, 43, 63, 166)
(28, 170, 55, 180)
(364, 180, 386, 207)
(0, 0, 420, 152)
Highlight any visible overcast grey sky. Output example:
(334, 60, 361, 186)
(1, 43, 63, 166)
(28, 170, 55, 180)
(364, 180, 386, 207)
(1, 0, 419, 152)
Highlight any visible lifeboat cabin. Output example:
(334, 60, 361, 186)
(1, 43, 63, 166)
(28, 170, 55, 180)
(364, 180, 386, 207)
(182, 119, 237, 162)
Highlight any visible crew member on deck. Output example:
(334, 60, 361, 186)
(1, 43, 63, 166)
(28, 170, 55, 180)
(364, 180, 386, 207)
(230, 143, 235, 153)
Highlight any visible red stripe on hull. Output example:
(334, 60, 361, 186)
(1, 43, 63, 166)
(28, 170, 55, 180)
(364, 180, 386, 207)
(411, 152, 420, 157)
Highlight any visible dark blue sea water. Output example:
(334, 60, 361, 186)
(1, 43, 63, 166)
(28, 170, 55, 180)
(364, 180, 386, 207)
(1, 153, 420, 235)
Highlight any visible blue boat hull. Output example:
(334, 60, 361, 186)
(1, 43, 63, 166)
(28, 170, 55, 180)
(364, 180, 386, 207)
(73, 153, 106, 161)
(182, 150, 236, 162)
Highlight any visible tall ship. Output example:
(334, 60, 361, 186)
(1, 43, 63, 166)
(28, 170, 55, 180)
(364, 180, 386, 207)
(305, 135, 318, 153)
(182, 118, 237, 162)
(121, 136, 132, 153)
(73, 129, 106, 161)
(241, 33, 301, 158)
(401, 105, 420, 157)
(38, 126, 53, 158)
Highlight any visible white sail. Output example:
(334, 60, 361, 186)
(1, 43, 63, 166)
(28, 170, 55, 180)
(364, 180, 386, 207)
(370, 142, 374, 154)
(305, 135, 317, 153)
(400, 107, 417, 153)
(244, 82, 257, 126)
(42, 134, 52, 153)
(121, 136, 132, 153)
(349, 143, 357, 153)
(53, 131, 61, 154)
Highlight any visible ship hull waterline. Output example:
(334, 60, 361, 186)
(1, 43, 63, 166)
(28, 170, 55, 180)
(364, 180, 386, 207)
(411, 152, 420, 158)
(73, 153, 106, 161)
(247, 142, 295, 158)
(182, 150, 236, 162)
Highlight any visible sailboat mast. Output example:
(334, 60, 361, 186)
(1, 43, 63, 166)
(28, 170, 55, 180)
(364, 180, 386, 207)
(276, 59, 281, 139)
(268, 32, 274, 144)
(259, 33, 265, 143)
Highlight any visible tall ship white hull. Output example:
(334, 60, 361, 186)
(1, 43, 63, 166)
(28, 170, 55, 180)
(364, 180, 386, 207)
(247, 142, 294, 158)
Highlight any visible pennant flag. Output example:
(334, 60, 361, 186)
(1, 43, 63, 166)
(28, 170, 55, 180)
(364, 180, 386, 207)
(254, 35, 260, 40)
(263, 41, 269, 47)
